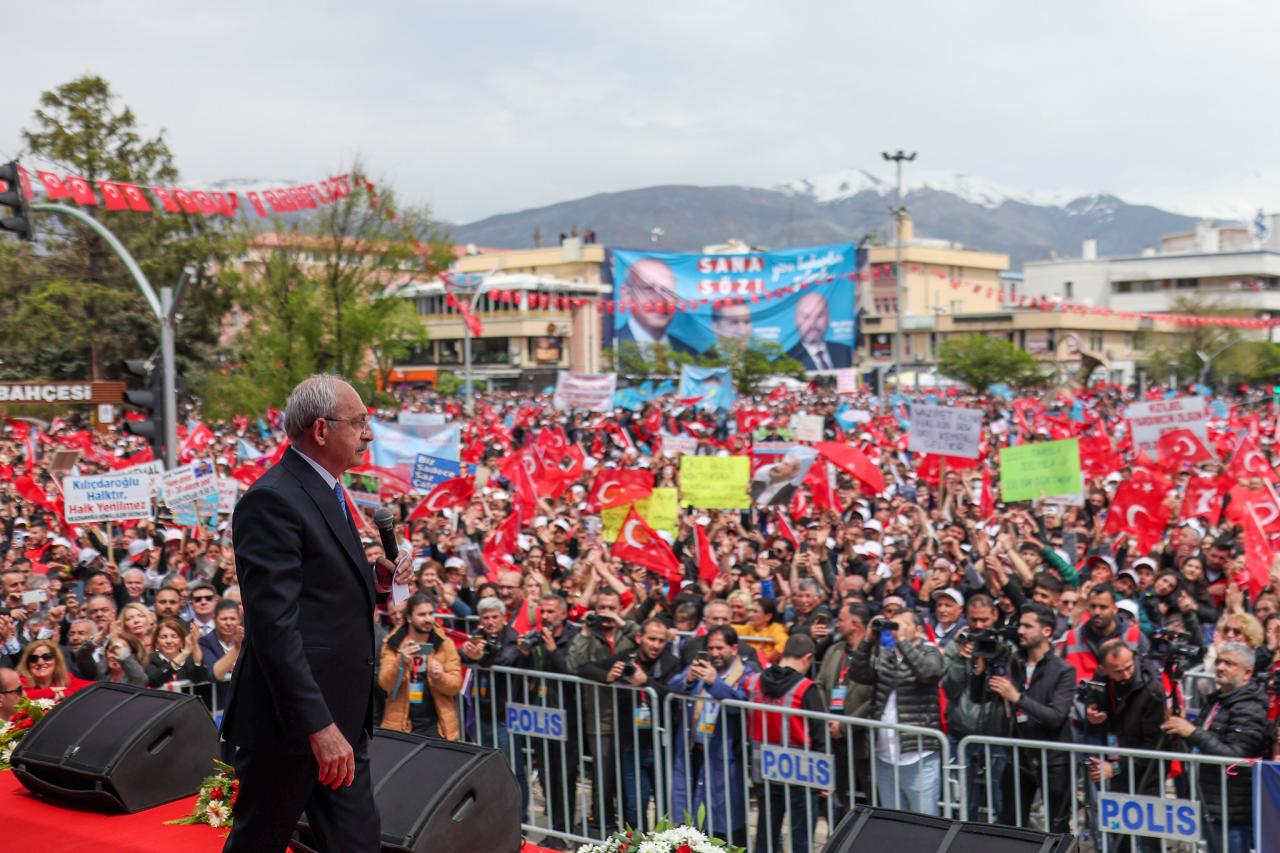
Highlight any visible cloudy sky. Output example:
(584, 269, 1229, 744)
(8, 1, 1278, 223)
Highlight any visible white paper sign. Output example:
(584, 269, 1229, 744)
(65, 470, 154, 524)
(661, 434, 699, 456)
(399, 411, 446, 426)
(216, 478, 241, 514)
(160, 460, 219, 506)
(908, 404, 983, 459)
(792, 414, 825, 443)
(835, 368, 858, 395)
(553, 371, 617, 412)
(1125, 397, 1208, 458)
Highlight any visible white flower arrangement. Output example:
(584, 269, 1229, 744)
(576, 818, 743, 853)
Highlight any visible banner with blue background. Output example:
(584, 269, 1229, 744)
(609, 243, 862, 369)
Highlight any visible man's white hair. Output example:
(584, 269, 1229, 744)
(283, 374, 350, 441)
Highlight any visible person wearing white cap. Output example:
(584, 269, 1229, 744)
(927, 589, 967, 648)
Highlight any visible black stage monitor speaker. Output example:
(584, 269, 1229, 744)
(824, 806, 1077, 853)
(11, 681, 219, 813)
(295, 731, 523, 853)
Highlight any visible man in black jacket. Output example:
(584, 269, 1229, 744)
(990, 603, 1076, 834)
(577, 617, 680, 833)
(1161, 641, 1269, 853)
(516, 593, 580, 849)
(221, 375, 412, 853)
(1085, 641, 1167, 853)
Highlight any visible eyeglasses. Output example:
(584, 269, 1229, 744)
(192, 595, 217, 602)
(1221, 627, 1244, 637)
(29, 652, 55, 662)
(322, 414, 373, 431)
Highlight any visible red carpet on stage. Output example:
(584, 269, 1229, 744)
(2, 770, 560, 852)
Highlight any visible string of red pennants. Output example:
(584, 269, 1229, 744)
(9, 162, 1275, 331)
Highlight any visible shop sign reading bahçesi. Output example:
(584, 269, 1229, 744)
(0, 381, 125, 404)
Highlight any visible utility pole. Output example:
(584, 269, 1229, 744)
(882, 149, 916, 393)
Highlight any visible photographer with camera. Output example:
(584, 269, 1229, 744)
(461, 596, 528, 820)
(1080, 640, 1166, 853)
(513, 592, 579, 848)
(378, 594, 461, 739)
(994, 603, 1077, 834)
(850, 609, 945, 815)
(817, 602, 874, 819)
(568, 588, 639, 832)
(942, 593, 1010, 820)
(576, 617, 679, 832)
(1160, 641, 1269, 853)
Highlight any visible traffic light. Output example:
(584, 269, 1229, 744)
(0, 161, 34, 242)
(121, 359, 166, 461)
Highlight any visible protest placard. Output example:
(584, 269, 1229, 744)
(792, 414, 825, 443)
(660, 435, 699, 456)
(160, 460, 218, 506)
(173, 494, 220, 530)
(999, 439, 1082, 503)
(679, 456, 751, 509)
(216, 478, 240, 514)
(1125, 397, 1208, 458)
(553, 371, 617, 412)
(908, 404, 983, 459)
(602, 487, 679, 542)
(65, 470, 154, 524)
(835, 368, 858, 394)
(343, 471, 382, 509)
(399, 411, 446, 426)
(411, 452, 462, 491)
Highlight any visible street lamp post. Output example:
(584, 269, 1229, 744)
(1196, 338, 1248, 386)
(882, 150, 917, 393)
(31, 202, 181, 467)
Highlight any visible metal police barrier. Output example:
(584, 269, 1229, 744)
(663, 692, 952, 853)
(958, 734, 1255, 853)
(455, 664, 665, 849)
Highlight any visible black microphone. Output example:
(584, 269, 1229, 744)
(373, 508, 399, 562)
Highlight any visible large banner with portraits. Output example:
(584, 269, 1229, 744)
(609, 243, 862, 367)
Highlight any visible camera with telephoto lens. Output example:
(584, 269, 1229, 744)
(620, 652, 638, 679)
(584, 613, 609, 629)
(959, 624, 1019, 660)
(518, 630, 543, 649)
(1146, 628, 1199, 666)
(869, 617, 898, 633)
(1076, 678, 1109, 706)
(474, 632, 502, 657)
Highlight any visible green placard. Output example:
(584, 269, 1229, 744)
(679, 456, 751, 509)
(999, 438, 1082, 503)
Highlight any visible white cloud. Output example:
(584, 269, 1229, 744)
(7, 1, 1280, 223)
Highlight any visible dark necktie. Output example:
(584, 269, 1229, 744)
(817, 349, 831, 370)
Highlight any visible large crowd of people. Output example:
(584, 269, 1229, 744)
(2, 379, 1279, 853)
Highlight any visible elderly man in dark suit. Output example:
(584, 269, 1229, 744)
(786, 292, 852, 369)
(221, 374, 413, 853)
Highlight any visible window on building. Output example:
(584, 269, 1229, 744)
(437, 339, 462, 365)
(1064, 281, 1074, 299)
(471, 337, 510, 364)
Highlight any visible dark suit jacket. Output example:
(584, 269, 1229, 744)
(221, 449, 377, 753)
(615, 322, 700, 355)
(199, 631, 235, 708)
(786, 340, 853, 370)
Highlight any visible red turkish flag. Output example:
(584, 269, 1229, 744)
(63, 175, 97, 205)
(409, 476, 475, 519)
(481, 511, 521, 581)
(232, 464, 266, 488)
(587, 468, 654, 510)
(151, 186, 181, 213)
(246, 191, 269, 217)
(804, 459, 839, 512)
(1157, 428, 1214, 467)
(979, 466, 995, 518)
(121, 184, 151, 212)
(1180, 476, 1224, 525)
(1079, 433, 1122, 479)
(816, 441, 884, 495)
(191, 191, 218, 215)
(1224, 484, 1280, 534)
(1229, 435, 1278, 484)
(1241, 511, 1275, 597)
(273, 188, 298, 212)
(498, 449, 540, 516)
(694, 522, 718, 583)
(15, 165, 34, 200)
(211, 191, 238, 216)
(36, 171, 68, 200)
(737, 409, 770, 434)
(170, 189, 199, 214)
(1105, 481, 1171, 553)
(444, 289, 483, 336)
(775, 510, 799, 548)
(611, 506, 682, 582)
(98, 180, 129, 211)
(180, 422, 215, 461)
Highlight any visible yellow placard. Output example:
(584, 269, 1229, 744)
(602, 487, 679, 542)
(679, 456, 751, 509)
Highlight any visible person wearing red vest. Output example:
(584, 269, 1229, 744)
(1061, 584, 1147, 684)
(743, 634, 825, 853)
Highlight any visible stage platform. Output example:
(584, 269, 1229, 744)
(1, 770, 559, 852)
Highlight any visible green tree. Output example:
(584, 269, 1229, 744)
(201, 166, 451, 417)
(9, 74, 235, 380)
(936, 334, 1045, 390)
(1140, 296, 1265, 386)
(706, 339, 807, 394)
